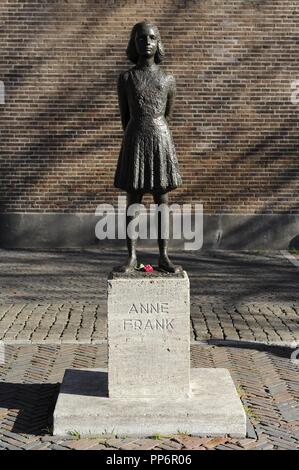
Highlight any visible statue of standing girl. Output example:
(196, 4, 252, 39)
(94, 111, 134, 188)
(114, 21, 183, 273)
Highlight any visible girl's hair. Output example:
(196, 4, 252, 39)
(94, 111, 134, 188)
(126, 21, 165, 64)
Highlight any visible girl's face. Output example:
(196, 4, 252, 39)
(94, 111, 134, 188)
(135, 24, 158, 59)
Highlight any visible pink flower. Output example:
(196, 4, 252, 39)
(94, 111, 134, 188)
(143, 264, 154, 272)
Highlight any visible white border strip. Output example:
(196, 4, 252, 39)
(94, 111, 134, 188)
(0, 341, 5, 365)
(281, 250, 299, 270)
(0, 81, 4, 104)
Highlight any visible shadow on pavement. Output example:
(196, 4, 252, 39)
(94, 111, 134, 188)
(0, 382, 59, 435)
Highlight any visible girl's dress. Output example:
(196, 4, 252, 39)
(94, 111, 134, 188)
(114, 64, 182, 194)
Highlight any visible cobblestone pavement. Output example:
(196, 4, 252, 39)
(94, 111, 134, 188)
(0, 249, 298, 346)
(0, 250, 298, 450)
(0, 343, 298, 450)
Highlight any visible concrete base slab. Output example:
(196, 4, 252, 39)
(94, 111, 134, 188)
(53, 368, 246, 438)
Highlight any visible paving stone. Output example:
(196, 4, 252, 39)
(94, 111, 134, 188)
(235, 439, 258, 450)
(216, 443, 243, 450)
(87, 444, 109, 450)
(50, 444, 71, 450)
(204, 437, 228, 449)
(120, 439, 159, 450)
(173, 435, 215, 449)
(103, 438, 135, 449)
(155, 439, 183, 450)
(216, 444, 236, 450)
(270, 440, 299, 450)
(66, 439, 102, 450)
(24, 442, 52, 450)
(277, 403, 299, 422)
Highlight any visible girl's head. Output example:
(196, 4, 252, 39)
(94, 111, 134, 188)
(126, 21, 165, 64)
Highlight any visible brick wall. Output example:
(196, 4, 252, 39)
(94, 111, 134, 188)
(0, 0, 298, 214)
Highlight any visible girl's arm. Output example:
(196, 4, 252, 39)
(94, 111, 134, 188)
(165, 75, 176, 122)
(117, 73, 130, 131)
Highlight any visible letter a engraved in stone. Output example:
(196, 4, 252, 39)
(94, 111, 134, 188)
(128, 304, 138, 314)
(144, 319, 154, 330)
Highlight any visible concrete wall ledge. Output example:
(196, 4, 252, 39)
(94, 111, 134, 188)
(0, 213, 299, 250)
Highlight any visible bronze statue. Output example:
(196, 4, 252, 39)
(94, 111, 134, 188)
(114, 21, 183, 273)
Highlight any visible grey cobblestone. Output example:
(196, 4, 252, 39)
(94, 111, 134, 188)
(1, 299, 292, 346)
(0, 249, 298, 346)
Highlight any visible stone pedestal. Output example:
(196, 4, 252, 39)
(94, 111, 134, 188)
(53, 271, 246, 437)
(108, 271, 190, 399)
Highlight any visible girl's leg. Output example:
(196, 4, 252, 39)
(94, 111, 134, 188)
(153, 192, 182, 273)
(119, 191, 143, 272)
